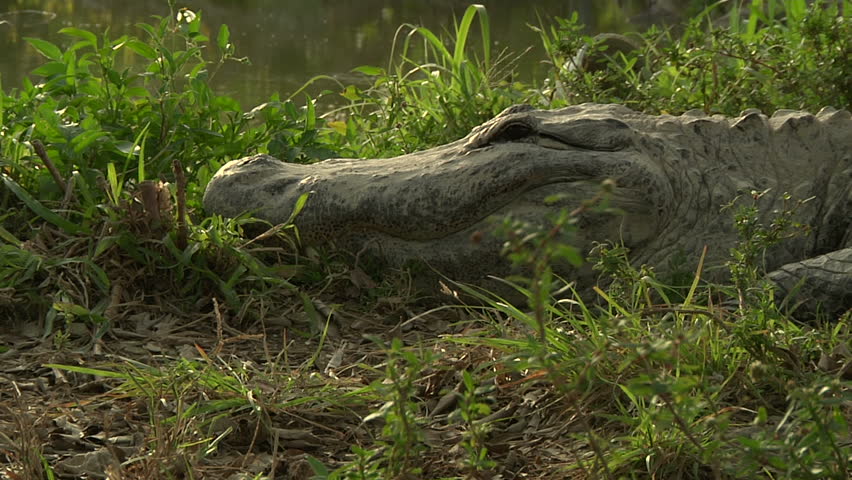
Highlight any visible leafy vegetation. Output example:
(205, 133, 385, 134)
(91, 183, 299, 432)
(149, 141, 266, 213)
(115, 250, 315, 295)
(0, 1, 849, 479)
(536, 0, 851, 114)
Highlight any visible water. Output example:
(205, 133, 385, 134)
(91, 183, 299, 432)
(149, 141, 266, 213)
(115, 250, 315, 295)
(0, 0, 689, 108)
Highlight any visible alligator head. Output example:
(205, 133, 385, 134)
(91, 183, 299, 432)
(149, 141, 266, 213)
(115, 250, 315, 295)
(203, 103, 851, 303)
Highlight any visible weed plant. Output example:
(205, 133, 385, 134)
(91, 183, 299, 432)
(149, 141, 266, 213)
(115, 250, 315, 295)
(329, 4, 532, 157)
(0, 1, 333, 324)
(0, 1, 849, 479)
(536, 0, 851, 114)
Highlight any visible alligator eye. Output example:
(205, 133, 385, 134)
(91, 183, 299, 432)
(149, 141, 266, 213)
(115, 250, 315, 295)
(547, 118, 633, 151)
(493, 121, 536, 142)
(463, 114, 540, 151)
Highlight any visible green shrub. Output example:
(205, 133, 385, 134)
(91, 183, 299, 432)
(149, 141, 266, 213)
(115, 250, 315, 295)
(536, 0, 851, 114)
(0, 3, 328, 323)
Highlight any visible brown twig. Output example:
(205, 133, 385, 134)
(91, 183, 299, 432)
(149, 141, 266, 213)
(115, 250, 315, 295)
(31, 139, 67, 193)
(172, 158, 188, 250)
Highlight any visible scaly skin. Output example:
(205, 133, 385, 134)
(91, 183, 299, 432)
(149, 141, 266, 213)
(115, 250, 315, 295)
(204, 103, 852, 317)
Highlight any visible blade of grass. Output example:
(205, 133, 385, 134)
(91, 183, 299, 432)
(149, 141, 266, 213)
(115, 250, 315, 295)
(1, 174, 89, 235)
(683, 245, 708, 307)
(42, 363, 128, 379)
(455, 4, 490, 69)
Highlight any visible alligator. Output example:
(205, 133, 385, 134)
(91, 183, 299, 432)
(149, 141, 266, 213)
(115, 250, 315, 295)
(203, 104, 852, 317)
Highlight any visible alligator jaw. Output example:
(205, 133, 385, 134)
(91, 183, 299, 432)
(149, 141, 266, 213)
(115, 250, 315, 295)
(203, 143, 655, 247)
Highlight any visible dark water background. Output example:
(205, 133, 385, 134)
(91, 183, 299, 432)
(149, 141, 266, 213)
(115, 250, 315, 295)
(0, 0, 692, 107)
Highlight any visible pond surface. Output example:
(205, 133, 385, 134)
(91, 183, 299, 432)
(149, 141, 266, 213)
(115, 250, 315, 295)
(0, 0, 691, 107)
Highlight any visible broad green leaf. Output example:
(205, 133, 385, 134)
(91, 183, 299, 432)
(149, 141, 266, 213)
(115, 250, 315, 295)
(352, 65, 384, 76)
(340, 85, 361, 101)
(135, 22, 157, 39)
(188, 33, 208, 43)
(59, 27, 98, 49)
(67, 40, 93, 53)
(125, 39, 158, 59)
(114, 141, 138, 155)
(327, 120, 347, 135)
(24, 37, 62, 60)
(104, 67, 123, 87)
(124, 86, 150, 98)
(64, 49, 77, 88)
(30, 61, 66, 77)
(306, 456, 329, 476)
(71, 129, 106, 153)
(554, 244, 583, 267)
(217, 24, 230, 50)
(109, 35, 129, 50)
(211, 95, 240, 112)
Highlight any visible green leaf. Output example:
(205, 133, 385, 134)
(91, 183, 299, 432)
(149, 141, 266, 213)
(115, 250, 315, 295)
(736, 436, 762, 449)
(107, 162, 121, 204)
(93, 235, 118, 259)
(66, 40, 93, 54)
(53, 301, 91, 316)
(0, 224, 21, 245)
(114, 141, 138, 155)
(64, 49, 77, 89)
(554, 244, 583, 267)
(30, 61, 66, 77)
(124, 86, 150, 98)
(43, 363, 128, 379)
(455, 4, 490, 69)
(305, 456, 329, 477)
(70, 171, 97, 211)
(71, 129, 107, 153)
(133, 124, 150, 183)
(135, 22, 157, 39)
(1, 174, 89, 235)
(59, 27, 98, 49)
(352, 65, 384, 76)
(125, 39, 158, 59)
(286, 192, 311, 225)
(109, 35, 129, 50)
(189, 33, 209, 43)
(104, 67, 123, 86)
(217, 24, 230, 50)
(25, 38, 62, 60)
(305, 97, 316, 130)
(340, 85, 361, 101)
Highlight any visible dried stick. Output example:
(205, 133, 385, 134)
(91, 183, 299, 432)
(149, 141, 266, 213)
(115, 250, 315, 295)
(31, 139, 67, 193)
(172, 158, 188, 250)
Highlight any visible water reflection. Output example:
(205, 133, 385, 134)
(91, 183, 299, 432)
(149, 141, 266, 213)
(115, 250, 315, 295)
(0, 0, 689, 107)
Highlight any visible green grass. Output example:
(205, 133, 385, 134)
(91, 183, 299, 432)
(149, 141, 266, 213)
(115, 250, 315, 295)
(0, 1, 849, 479)
(327, 4, 531, 158)
(535, 0, 850, 114)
